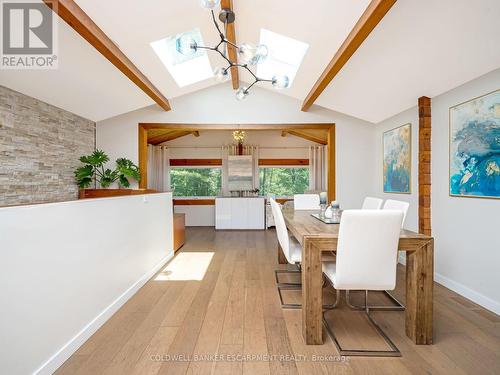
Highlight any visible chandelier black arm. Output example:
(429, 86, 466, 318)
(210, 10, 225, 40)
(200, 9, 277, 94)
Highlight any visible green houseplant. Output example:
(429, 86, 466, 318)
(75, 150, 141, 188)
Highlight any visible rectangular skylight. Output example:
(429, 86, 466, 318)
(257, 29, 309, 87)
(151, 28, 213, 87)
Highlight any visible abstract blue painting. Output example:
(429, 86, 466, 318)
(450, 89, 500, 199)
(383, 123, 411, 193)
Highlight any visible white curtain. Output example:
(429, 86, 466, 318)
(221, 144, 260, 194)
(147, 145, 170, 192)
(309, 145, 328, 191)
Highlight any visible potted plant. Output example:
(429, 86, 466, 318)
(75, 150, 141, 197)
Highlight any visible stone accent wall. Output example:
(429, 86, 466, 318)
(0, 86, 95, 206)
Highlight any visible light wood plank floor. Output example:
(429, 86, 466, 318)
(57, 227, 500, 375)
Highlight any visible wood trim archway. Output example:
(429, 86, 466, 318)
(138, 123, 336, 202)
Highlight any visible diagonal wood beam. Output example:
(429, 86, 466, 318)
(43, 0, 171, 111)
(221, 0, 239, 89)
(283, 130, 328, 145)
(148, 131, 198, 145)
(301, 0, 396, 111)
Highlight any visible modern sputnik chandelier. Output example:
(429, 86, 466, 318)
(176, 0, 290, 100)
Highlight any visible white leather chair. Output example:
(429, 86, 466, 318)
(361, 197, 383, 210)
(383, 199, 410, 227)
(322, 209, 404, 356)
(270, 198, 303, 309)
(293, 194, 321, 210)
(363, 199, 409, 311)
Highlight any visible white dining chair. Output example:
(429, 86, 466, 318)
(360, 198, 409, 311)
(383, 199, 410, 227)
(293, 194, 321, 210)
(361, 196, 383, 210)
(270, 198, 303, 309)
(322, 209, 404, 357)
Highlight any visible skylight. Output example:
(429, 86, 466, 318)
(256, 29, 309, 87)
(150, 28, 213, 87)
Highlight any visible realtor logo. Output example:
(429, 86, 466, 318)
(1, 0, 58, 69)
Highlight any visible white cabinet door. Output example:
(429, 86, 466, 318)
(230, 198, 248, 229)
(215, 198, 231, 229)
(247, 198, 265, 229)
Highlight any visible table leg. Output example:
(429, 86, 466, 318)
(405, 238, 434, 344)
(301, 237, 323, 344)
(278, 243, 287, 264)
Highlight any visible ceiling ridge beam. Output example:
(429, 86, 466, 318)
(301, 0, 396, 112)
(220, 0, 239, 89)
(43, 0, 171, 111)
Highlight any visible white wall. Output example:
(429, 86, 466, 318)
(0, 193, 174, 375)
(431, 69, 500, 314)
(97, 83, 376, 211)
(372, 68, 500, 314)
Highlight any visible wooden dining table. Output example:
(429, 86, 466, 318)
(281, 209, 434, 346)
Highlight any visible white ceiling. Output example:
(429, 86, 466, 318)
(1, 0, 499, 123)
(316, 0, 500, 123)
(0, 3, 153, 122)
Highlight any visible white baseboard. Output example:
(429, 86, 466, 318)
(398, 253, 498, 315)
(434, 272, 500, 315)
(34, 253, 174, 375)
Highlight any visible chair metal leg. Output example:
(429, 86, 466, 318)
(345, 290, 405, 311)
(323, 288, 341, 310)
(274, 263, 301, 287)
(323, 291, 401, 357)
(277, 284, 302, 309)
(278, 274, 340, 310)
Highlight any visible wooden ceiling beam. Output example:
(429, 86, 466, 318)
(140, 123, 334, 131)
(283, 130, 328, 145)
(43, 0, 171, 111)
(149, 131, 191, 145)
(220, 0, 239, 89)
(301, 0, 396, 111)
(148, 130, 199, 145)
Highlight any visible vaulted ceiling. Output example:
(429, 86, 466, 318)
(1, 0, 499, 123)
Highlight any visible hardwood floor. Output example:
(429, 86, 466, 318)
(56, 228, 500, 375)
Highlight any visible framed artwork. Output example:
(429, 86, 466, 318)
(383, 123, 411, 193)
(450, 89, 500, 199)
(228, 155, 253, 191)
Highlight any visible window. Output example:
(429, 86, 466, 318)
(259, 167, 309, 197)
(150, 28, 213, 87)
(256, 29, 309, 87)
(170, 167, 221, 197)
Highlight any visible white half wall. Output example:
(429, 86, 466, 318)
(373, 68, 500, 314)
(0, 193, 174, 375)
(96, 84, 376, 210)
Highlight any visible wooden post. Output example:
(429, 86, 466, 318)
(418, 97, 431, 236)
(405, 239, 434, 344)
(301, 237, 323, 344)
(327, 125, 336, 203)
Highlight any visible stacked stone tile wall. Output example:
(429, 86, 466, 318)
(0, 85, 95, 206)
